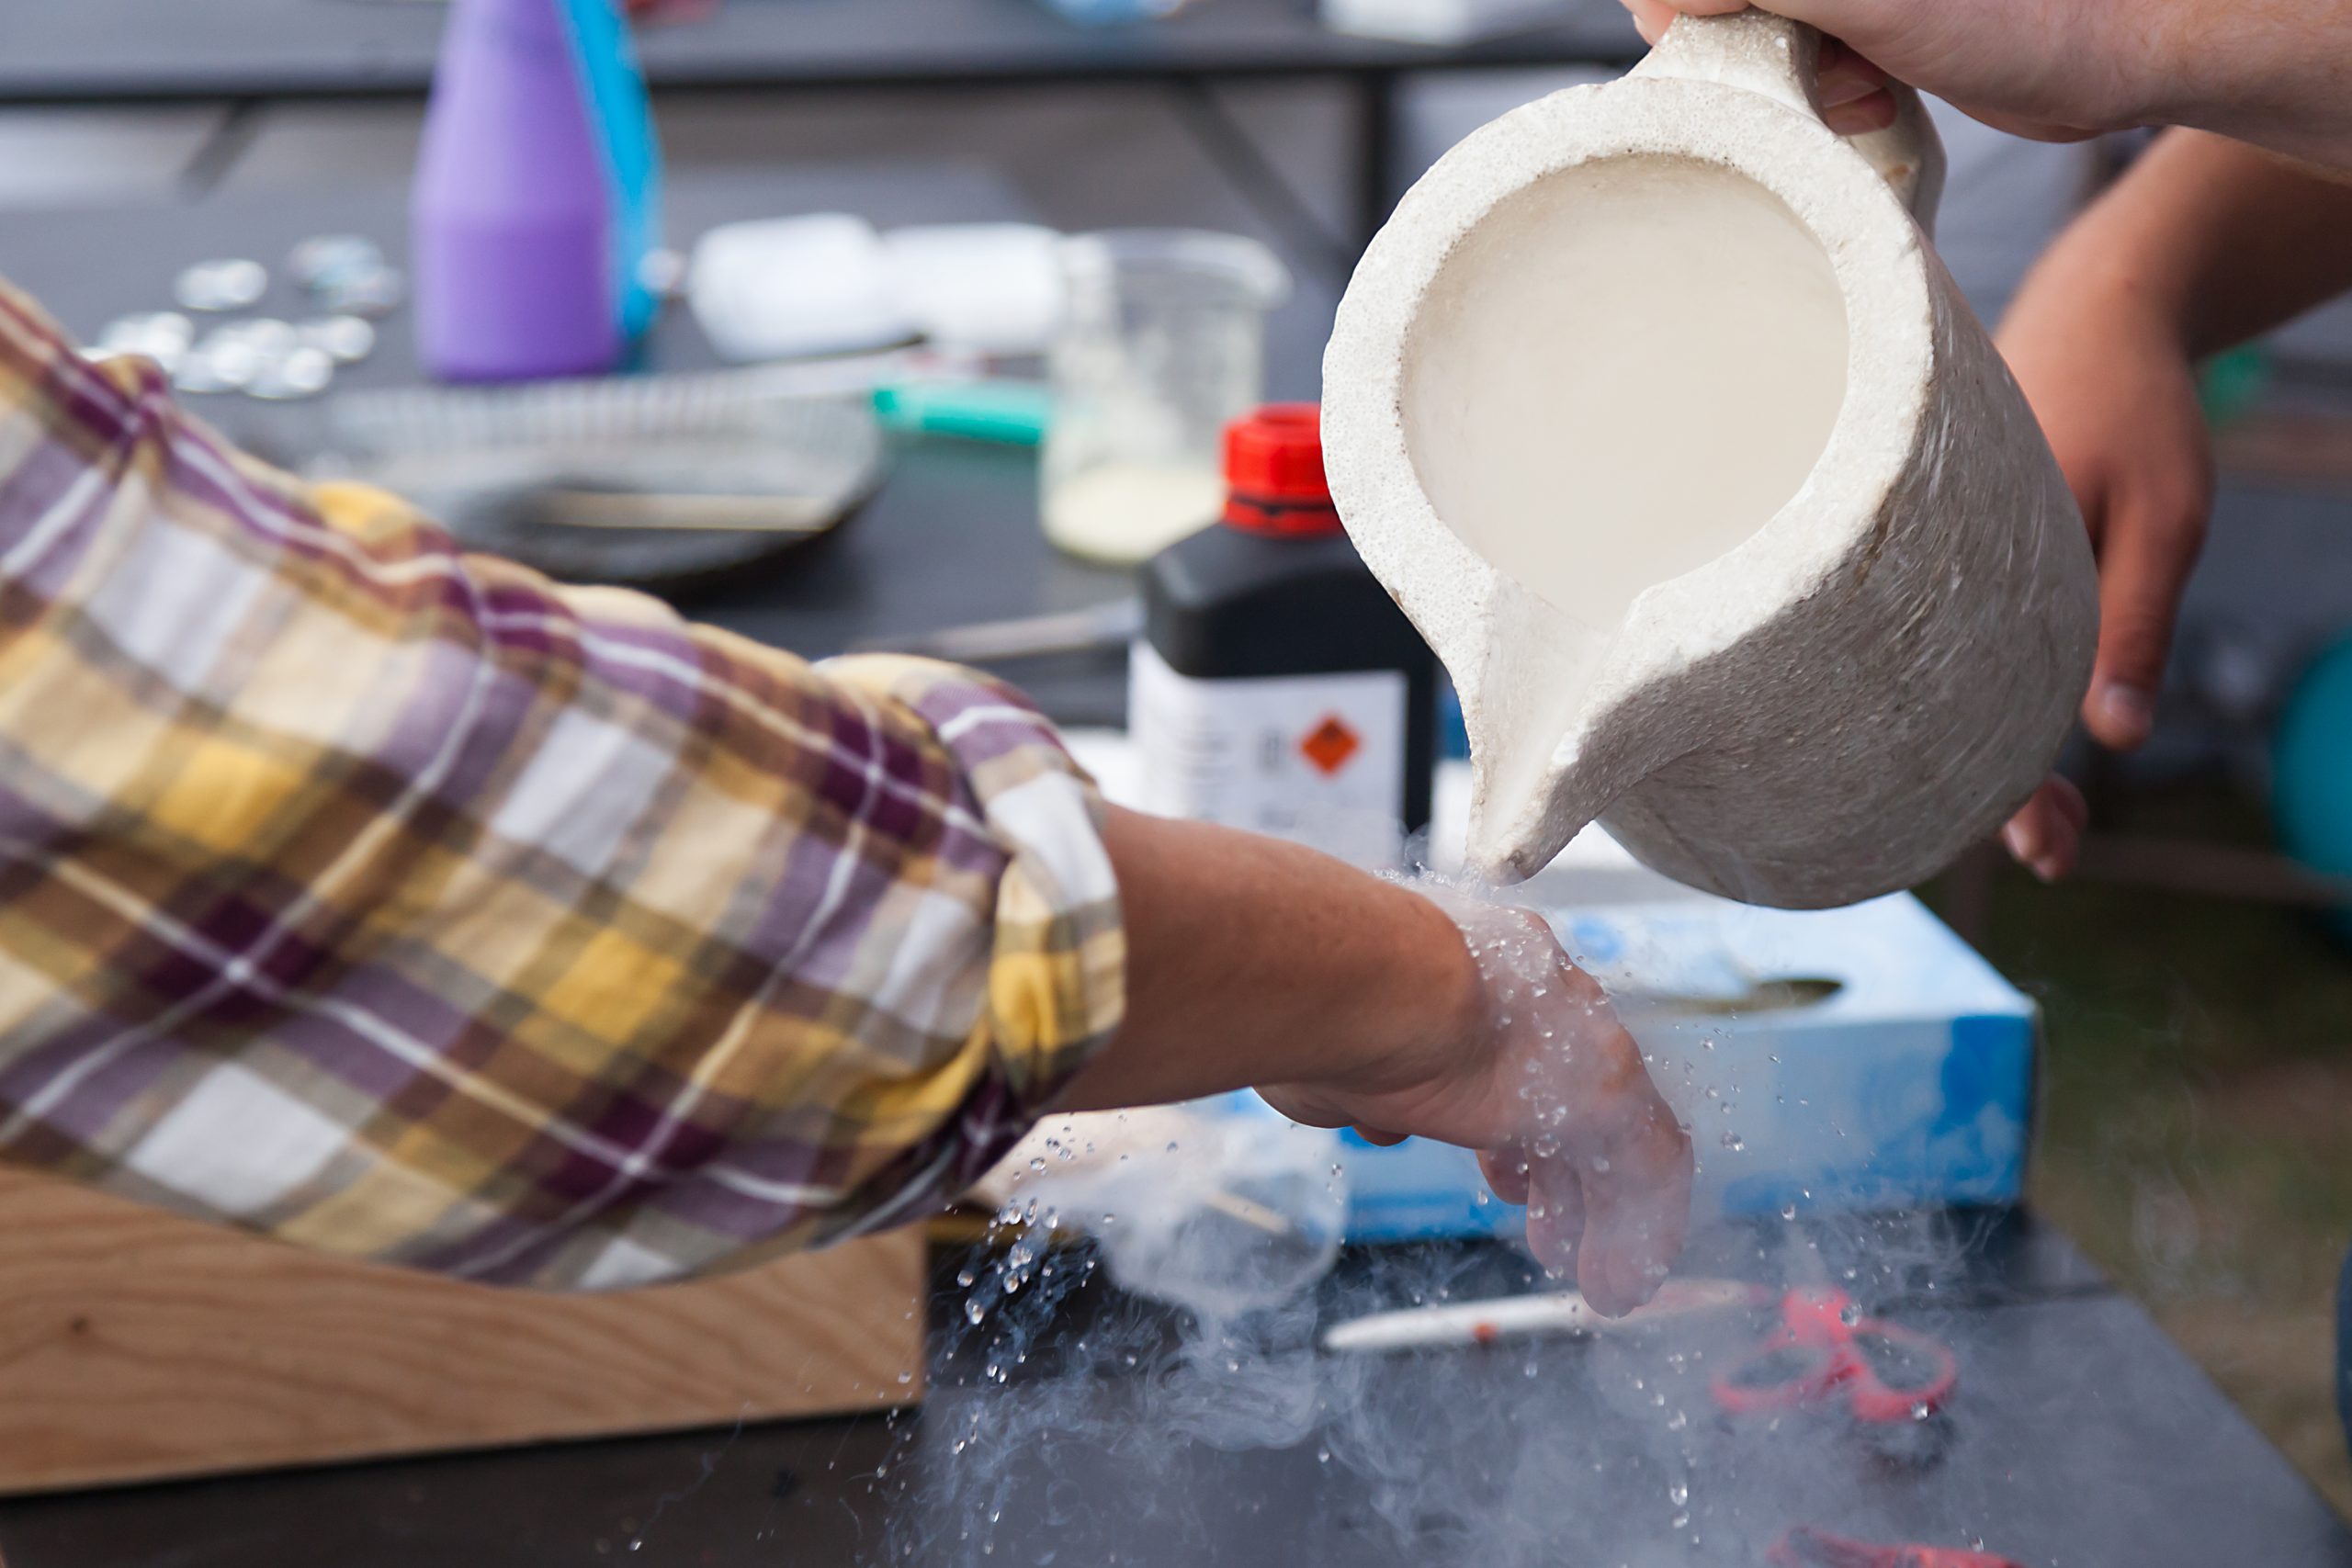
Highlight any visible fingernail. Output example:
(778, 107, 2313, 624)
(2001, 819, 2038, 863)
(2029, 854, 2064, 885)
(2097, 683, 2155, 745)
(1818, 73, 1877, 107)
(1825, 94, 1899, 134)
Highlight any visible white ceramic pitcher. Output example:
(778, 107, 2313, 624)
(1323, 10, 2098, 908)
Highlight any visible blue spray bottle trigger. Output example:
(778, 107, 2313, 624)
(560, 0, 664, 340)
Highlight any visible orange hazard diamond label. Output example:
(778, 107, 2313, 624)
(1299, 714, 1362, 777)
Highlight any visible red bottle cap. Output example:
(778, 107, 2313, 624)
(1223, 403, 1341, 537)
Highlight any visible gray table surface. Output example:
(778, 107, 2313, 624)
(1, 1213, 2346, 1566)
(5, 0, 1645, 105)
(0, 164, 1190, 725)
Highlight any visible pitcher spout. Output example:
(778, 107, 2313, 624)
(1451, 577, 1663, 885)
(1464, 792, 1567, 885)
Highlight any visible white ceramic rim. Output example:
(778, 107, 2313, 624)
(1322, 70, 1937, 748)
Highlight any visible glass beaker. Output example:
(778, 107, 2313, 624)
(1042, 230, 1291, 566)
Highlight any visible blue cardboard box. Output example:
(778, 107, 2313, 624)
(1058, 736, 2040, 1243)
(1320, 888, 2039, 1241)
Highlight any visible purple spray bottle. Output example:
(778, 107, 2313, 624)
(413, 0, 622, 382)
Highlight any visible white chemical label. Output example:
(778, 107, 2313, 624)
(1129, 641, 1408, 867)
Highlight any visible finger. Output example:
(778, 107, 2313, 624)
(1621, 0, 1678, 44)
(1998, 777, 2082, 878)
(1815, 36, 1887, 98)
(1575, 1102, 1695, 1317)
(1589, 1151, 1690, 1315)
(2084, 491, 2208, 752)
(1254, 1088, 1347, 1130)
(1821, 89, 1898, 134)
(1999, 777, 2085, 883)
(1523, 1158, 1588, 1277)
(1809, 38, 1898, 133)
(1480, 1146, 1533, 1207)
(1958, 108, 2107, 144)
(1351, 1125, 1409, 1147)
(1623, 0, 1750, 44)
(2051, 772, 2090, 833)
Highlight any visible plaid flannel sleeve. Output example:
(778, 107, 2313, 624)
(0, 276, 1125, 1288)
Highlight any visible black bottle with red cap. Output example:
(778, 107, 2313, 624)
(1131, 403, 1436, 858)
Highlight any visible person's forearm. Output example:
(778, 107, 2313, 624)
(1055, 807, 1482, 1112)
(1623, 2, 2352, 170)
(0, 273, 1126, 1288)
(2159, 1, 2352, 169)
(2026, 130, 2352, 358)
(1064, 807, 1695, 1315)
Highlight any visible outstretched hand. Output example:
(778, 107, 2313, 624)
(1995, 227, 2218, 881)
(1075, 811, 1694, 1319)
(1614, 0, 2150, 144)
(1257, 898, 1694, 1317)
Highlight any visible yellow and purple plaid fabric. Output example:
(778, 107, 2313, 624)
(0, 276, 1125, 1288)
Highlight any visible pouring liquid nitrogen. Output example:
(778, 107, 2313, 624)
(1321, 10, 2098, 908)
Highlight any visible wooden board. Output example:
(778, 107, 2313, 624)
(0, 1169, 925, 1495)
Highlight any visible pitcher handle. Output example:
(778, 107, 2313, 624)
(1632, 9, 1946, 235)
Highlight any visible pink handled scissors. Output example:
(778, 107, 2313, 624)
(1709, 1287, 1959, 1426)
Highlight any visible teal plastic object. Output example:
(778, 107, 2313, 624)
(561, 0, 664, 340)
(2198, 344, 2270, 430)
(1039, 0, 1187, 20)
(872, 380, 1054, 446)
(2274, 631, 2352, 939)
